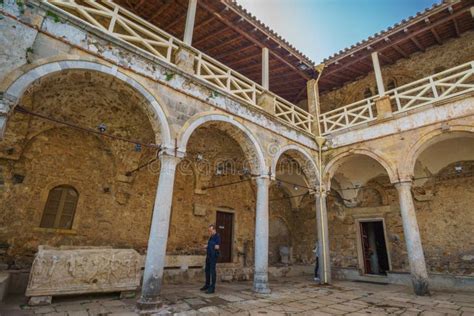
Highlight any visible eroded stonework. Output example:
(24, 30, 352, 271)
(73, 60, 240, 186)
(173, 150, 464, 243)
(26, 246, 141, 297)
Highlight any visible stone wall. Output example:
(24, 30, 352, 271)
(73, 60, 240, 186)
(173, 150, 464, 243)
(320, 31, 474, 112)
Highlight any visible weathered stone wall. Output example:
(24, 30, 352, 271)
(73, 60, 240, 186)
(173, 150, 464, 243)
(328, 180, 409, 273)
(414, 163, 474, 275)
(320, 31, 474, 112)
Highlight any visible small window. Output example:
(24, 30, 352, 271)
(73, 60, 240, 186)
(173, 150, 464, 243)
(387, 79, 397, 91)
(40, 185, 79, 229)
(363, 88, 373, 99)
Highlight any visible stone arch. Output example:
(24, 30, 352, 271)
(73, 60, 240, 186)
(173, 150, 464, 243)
(271, 144, 319, 187)
(324, 148, 397, 187)
(177, 112, 267, 176)
(1, 59, 172, 148)
(402, 125, 474, 179)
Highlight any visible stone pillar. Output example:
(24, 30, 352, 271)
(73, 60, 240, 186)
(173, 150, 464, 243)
(253, 176, 271, 294)
(394, 181, 430, 296)
(183, 0, 197, 45)
(257, 92, 275, 114)
(316, 187, 331, 284)
(375, 95, 393, 120)
(138, 152, 182, 310)
(175, 47, 195, 74)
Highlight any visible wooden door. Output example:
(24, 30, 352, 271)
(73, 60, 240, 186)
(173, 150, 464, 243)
(216, 211, 233, 263)
(360, 222, 372, 274)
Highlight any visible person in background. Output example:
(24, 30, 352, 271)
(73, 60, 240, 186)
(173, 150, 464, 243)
(200, 224, 220, 294)
(313, 242, 320, 282)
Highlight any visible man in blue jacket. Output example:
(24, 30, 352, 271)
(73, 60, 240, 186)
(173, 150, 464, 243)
(200, 224, 220, 294)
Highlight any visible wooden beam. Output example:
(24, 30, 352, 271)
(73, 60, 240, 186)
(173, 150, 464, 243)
(214, 43, 257, 60)
(371, 52, 385, 96)
(193, 26, 234, 46)
(293, 85, 307, 103)
(319, 76, 340, 86)
(194, 16, 216, 33)
(203, 36, 243, 53)
(262, 47, 269, 89)
(148, 1, 174, 23)
(378, 52, 394, 65)
(404, 29, 425, 52)
(167, 12, 187, 30)
(449, 7, 461, 37)
(237, 60, 283, 73)
(324, 7, 470, 77)
(392, 43, 409, 58)
(197, 1, 311, 80)
(224, 53, 260, 67)
(424, 18, 443, 44)
(134, 0, 147, 10)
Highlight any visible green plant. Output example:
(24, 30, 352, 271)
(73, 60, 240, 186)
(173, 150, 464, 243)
(26, 47, 34, 54)
(209, 90, 220, 99)
(46, 11, 60, 23)
(164, 72, 175, 81)
(15, 0, 24, 14)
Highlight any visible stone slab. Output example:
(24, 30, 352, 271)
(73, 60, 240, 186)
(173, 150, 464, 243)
(25, 246, 141, 299)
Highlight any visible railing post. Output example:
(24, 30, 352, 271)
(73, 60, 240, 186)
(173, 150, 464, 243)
(429, 77, 439, 98)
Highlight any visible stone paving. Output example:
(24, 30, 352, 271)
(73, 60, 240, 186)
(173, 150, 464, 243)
(2, 276, 474, 316)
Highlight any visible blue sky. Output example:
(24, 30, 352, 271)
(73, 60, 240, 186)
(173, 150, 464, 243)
(236, 0, 440, 63)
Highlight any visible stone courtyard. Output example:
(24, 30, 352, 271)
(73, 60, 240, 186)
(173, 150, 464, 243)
(2, 277, 474, 316)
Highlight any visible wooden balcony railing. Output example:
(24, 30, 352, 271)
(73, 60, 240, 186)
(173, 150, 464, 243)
(319, 61, 474, 135)
(43, 0, 314, 133)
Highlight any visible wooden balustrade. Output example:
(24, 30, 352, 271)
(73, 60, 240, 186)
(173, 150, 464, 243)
(43, 0, 314, 133)
(319, 61, 474, 135)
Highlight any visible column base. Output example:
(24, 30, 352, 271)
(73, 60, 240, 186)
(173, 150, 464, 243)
(136, 296, 164, 313)
(253, 273, 271, 294)
(411, 277, 430, 296)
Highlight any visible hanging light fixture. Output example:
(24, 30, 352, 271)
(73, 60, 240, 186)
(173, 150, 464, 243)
(97, 123, 107, 133)
(454, 162, 463, 174)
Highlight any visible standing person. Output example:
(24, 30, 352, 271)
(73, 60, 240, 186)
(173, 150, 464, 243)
(313, 242, 320, 282)
(200, 224, 220, 294)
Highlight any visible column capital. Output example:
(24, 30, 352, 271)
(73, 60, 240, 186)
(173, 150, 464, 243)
(393, 180, 413, 189)
(0, 93, 16, 114)
(314, 184, 328, 197)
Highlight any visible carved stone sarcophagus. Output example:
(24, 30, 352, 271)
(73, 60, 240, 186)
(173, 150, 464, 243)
(26, 246, 142, 305)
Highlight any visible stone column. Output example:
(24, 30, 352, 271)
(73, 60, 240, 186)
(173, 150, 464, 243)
(316, 187, 331, 284)
(138, 152, 182, 310)
(253, 176, 271, 294)
(394, 181, 430, 296)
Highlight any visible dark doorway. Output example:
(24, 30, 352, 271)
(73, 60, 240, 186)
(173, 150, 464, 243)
(216, 211, 233, 263)
(360, 220, 390, 275)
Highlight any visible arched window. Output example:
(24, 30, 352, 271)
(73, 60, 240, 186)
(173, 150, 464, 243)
(40, 185, 79, 229)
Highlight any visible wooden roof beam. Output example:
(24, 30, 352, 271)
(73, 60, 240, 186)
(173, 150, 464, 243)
(133, 0, 147, 10)
(225, 54, 260, 67)
(165, 12, 187, 30)
(448, 6, 461, 37)
(384, 37, 408, 58)
(424, 17, 443, 44)
(237, 61, 286, 74)
(404, 28, 425, 52)
(193, 26, 235, 46)
(197, 1, 311, 80)
(214, 43, 257, 60)
(293, 85, 307, 103)
(148, 1, 174, 23)
(204, 36, 243, 53)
